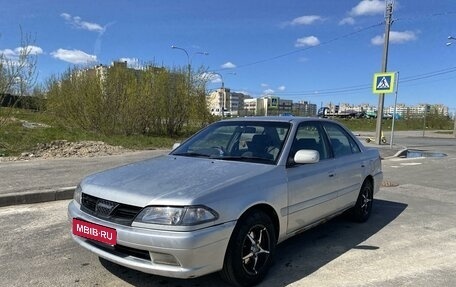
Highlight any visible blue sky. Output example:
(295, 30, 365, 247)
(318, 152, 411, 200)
(2, 0, 456, 111)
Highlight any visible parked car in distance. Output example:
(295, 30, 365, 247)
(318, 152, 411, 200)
(68, 116, 383, 287)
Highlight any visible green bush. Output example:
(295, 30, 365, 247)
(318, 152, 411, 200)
(46, 64, 212, 137)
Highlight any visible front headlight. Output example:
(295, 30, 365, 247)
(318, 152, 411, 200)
(73, 184, 82, 204)
(134, 206, 218, 226)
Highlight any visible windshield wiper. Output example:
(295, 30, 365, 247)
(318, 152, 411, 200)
(172, 152, 211, 158)
(212, 155, 274, 164)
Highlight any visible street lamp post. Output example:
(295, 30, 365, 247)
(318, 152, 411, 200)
(171, 46, 208, 126)
(171, 45, 208, 80)
(210, 72, 235, 118)
(446, 36, 456, 46)
(214, 73, 225, 118)
(446, 36, 456, 138)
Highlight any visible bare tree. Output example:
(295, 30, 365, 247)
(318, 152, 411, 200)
(0, 29, 38, 125)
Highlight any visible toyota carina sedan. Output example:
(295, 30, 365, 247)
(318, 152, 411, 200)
(68, 116, 382, 286)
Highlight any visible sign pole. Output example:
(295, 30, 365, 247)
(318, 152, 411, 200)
(390, 72, 399, 148)
(375, 1, 393, 145)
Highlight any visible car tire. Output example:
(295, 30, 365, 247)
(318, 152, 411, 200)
(220, 210, 276, 287)
(351, 180, 373, 222)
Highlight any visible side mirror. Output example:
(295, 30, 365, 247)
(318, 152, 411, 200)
(172, 143, 181, 150)
(294, 149, 320, 164)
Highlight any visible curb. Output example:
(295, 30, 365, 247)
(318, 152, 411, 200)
(392, 148, 409, 158)
(381, 148, 408, 159)
(0, 186, 76, 208)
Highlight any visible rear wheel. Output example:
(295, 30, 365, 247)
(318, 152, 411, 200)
(221, 211, 276, 287)
(351, 180, 373, 222)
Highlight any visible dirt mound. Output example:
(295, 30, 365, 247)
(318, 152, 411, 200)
(2, 140, 130, 161)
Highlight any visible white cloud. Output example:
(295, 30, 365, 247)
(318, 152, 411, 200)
(199, 72, 222, 83)
(51, 49, 97, 64)
(0, 49, 16, 58)
(290, 15, 323, 26)
(295, 36, 320, 48)
(370, 35, 384, 45)
(339, 17, 356, 25)
(210, 74, 222, 83)
(263, 88, 274, 95)
(277, 85, 286, 91)
(61, 13, 71, 21)
(1, 46, 44, 66)
(1, 46, 44, 58)
(221, 62, 236, 69)
(22, 45, 44, 55)
(350, 0, 385, 16)
(61, 12, 105, 33)
(261, 83, 269, 88)
(211, 76, 222, 84)
(371, 30, 417, 45)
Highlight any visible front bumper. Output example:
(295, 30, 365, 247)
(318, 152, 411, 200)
(68, 200, 235, 279)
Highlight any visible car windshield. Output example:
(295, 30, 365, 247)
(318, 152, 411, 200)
(171, 121, 291, 164)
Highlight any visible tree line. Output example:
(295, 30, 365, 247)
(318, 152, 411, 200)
(45, 64, 212, 136)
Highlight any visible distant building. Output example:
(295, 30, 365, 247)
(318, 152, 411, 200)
(242, 98, 259, 116)
(231, 92, 252, 111)
(207, 88, 240, 116)
(292, 101, 317, 117)
(386, 104, 449, 117)
(83, 61, 165, 82)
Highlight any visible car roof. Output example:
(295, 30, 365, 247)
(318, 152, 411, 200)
(220, 116, 338, 125)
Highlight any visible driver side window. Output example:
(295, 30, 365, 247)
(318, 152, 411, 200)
(290, 122, 329, 162)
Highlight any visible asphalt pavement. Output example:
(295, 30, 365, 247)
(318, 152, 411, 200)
(0, 149, 169, 207)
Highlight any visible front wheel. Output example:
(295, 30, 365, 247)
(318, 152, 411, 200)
(351, 180, 373, 222)
(221, 211, 276, 287)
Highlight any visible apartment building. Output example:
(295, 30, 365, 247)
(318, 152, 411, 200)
(207, 88, 240, 116)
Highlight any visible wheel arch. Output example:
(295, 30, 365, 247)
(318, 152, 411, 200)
(363, 174, 374, 188)
(237, 203, 280, 242)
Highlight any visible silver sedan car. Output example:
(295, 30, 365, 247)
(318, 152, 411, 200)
(68, 116, 382, 286)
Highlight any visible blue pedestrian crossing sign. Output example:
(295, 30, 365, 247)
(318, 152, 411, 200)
(372, 72, 396, 94)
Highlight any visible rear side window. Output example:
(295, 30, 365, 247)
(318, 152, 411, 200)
(323, 123, 360, 157)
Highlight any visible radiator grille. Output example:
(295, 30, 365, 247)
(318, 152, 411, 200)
(81, 193, 142, 226)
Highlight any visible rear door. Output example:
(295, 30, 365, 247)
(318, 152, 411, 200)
(322, 122, 364, 211)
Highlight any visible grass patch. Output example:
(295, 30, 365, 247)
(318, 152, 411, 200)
(434, 130, 454, 135)
(0, 108, 181, 156)
(1, 108, 453, 156)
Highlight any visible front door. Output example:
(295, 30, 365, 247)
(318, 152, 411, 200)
(286, 122, 339, 233)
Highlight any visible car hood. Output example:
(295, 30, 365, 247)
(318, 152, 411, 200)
(81, 155, 276, 207)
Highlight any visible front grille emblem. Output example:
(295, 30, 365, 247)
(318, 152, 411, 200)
(95, 199, 118, 217)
